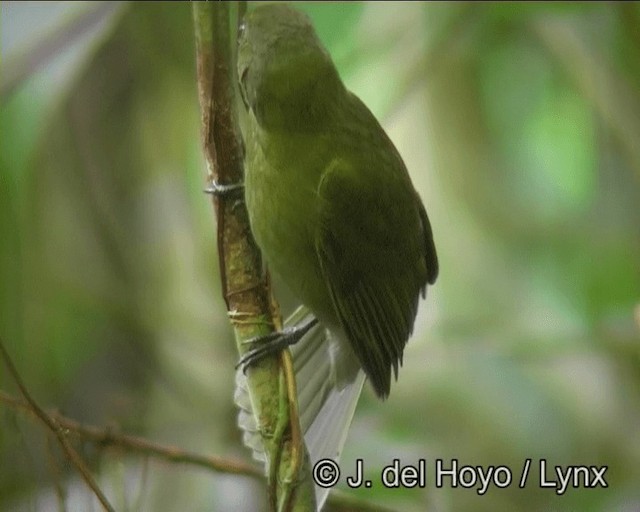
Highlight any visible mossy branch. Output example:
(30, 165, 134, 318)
(192, 3, 316, 511)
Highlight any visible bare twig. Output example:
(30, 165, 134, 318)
(0, 337, 116, 512)
(0, 390, 262, 478)
(1, 388, 396, 512)
(45, 434, 68, 509)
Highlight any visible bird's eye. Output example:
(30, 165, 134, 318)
(237, 20, 246, 40)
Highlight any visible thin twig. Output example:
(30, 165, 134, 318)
(0, 390, 261, 479)
(46, 434, 68, 509)
(1, 388, 396, 512)
(0, 337, 116, 512)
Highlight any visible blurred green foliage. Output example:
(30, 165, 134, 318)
(1, 2, 639, 511)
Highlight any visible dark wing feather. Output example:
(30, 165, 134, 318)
(315, 159, 433, 398)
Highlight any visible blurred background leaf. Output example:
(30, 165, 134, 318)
(1, 2, 639, 511)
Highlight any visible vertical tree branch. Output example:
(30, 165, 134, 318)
(192, 4, 315, 511)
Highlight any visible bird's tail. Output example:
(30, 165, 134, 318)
(234, 306, 365, 509)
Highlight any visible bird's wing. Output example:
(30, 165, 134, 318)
(314, 156, 434, 398)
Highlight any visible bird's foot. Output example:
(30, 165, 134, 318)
(236, 317, 319, 372)
(204, 180, 244, 197)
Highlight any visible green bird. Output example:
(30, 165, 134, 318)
(236, 3, 438, 399)
(234, 3, 438, 507)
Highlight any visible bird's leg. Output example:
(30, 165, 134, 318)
(237, 316, 319, 372)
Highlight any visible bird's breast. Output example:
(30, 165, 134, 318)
(245, 131, 337, 325)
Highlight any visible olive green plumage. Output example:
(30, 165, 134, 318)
(237, 4, 438, 398)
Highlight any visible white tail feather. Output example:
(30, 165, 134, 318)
(234, 307, 364, 510)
